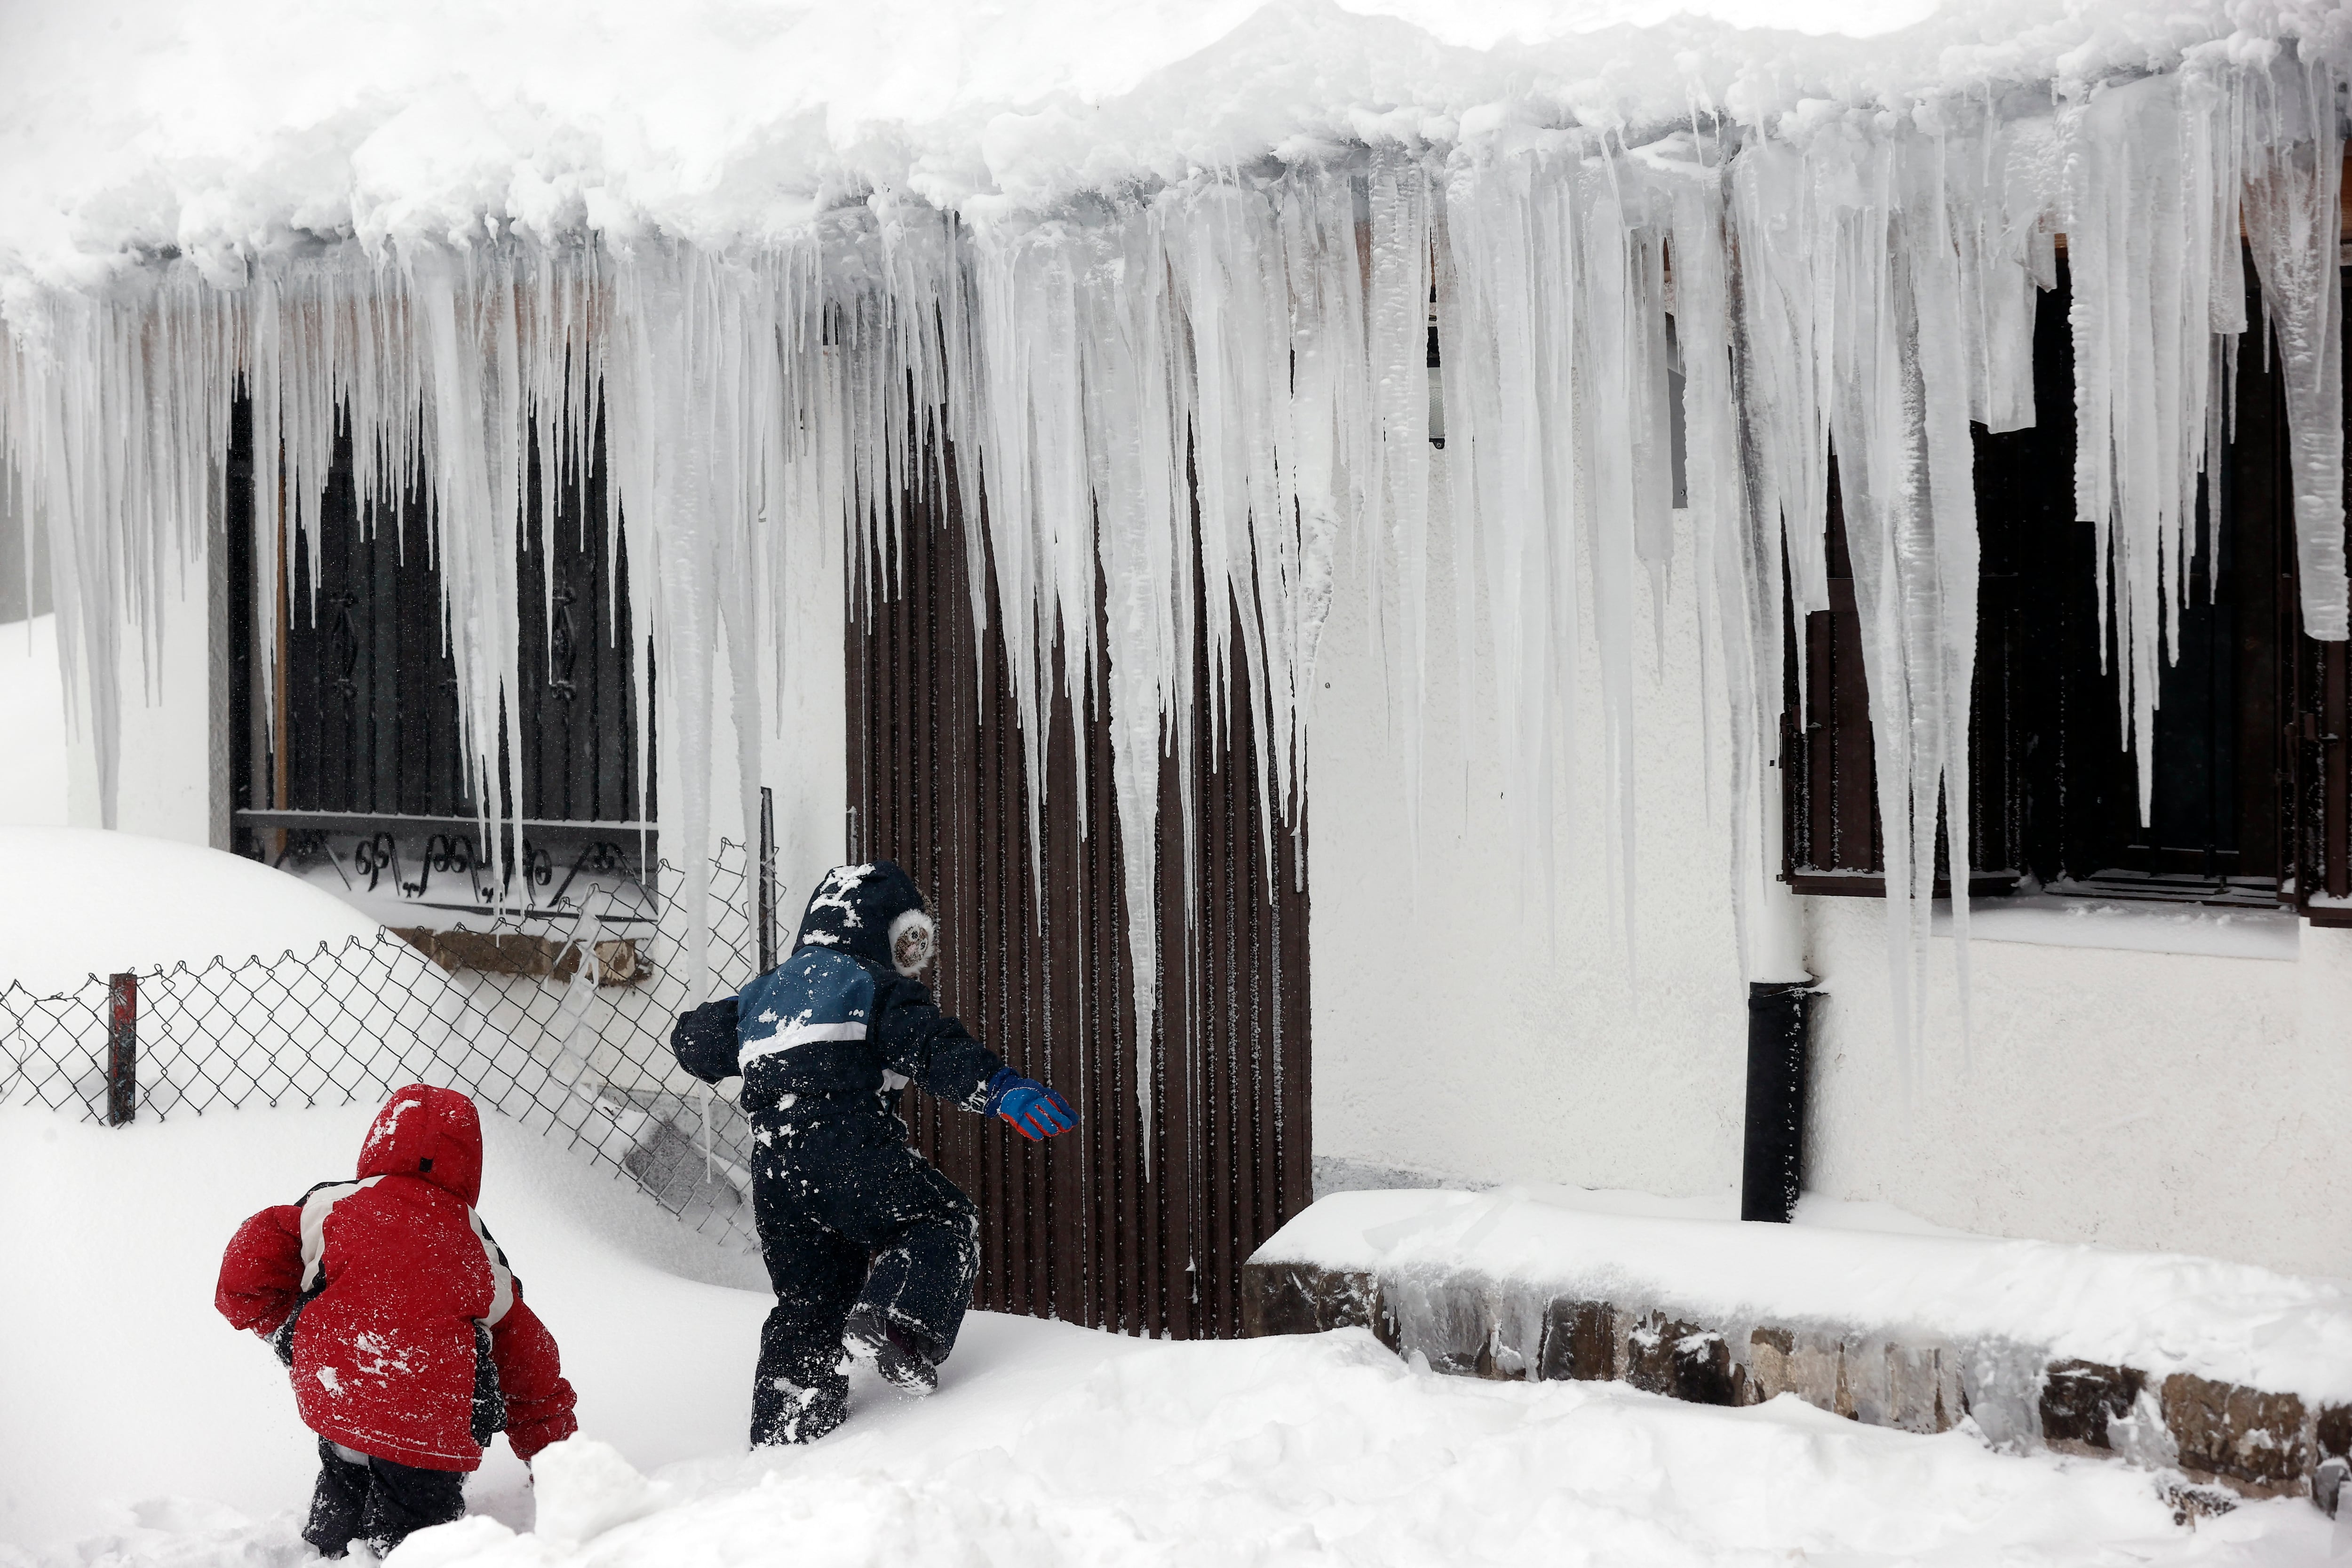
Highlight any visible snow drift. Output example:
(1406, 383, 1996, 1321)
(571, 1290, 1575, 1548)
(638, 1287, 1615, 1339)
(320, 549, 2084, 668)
(0, 826, 382, 993)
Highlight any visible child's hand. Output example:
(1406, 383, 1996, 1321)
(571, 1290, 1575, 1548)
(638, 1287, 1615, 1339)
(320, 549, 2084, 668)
(985, 1070, 1078, 1140)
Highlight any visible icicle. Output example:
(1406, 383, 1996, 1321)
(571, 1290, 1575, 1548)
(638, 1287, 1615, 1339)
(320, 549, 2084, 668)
(2243, 48, 2348, 642)
(1650, 128, 1793, 990)
(2062, 65, 2256, 817)
(1578, 145, 1676, 970)
(1274, 162, 1366, 855)
(1439, 135, 1571, 924)
(1063, 210, 1172, 1171)
(4, 33, 2339, 1130)
(1432, 128, 1682, 961)
(1728, 141, 1835, 635)
(1901, 126, 1990, 1048)
(1365, 151, 1436, 870)
(1728, 121, 1997, 1069)
(607, 241, 744, 1002)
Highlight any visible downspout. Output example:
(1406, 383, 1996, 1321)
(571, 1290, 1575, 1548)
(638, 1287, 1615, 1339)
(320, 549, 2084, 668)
(1740, 761, 1814, 1223)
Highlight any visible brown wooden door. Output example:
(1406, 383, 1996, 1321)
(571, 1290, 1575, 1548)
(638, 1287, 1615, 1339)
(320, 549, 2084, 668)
(846, 461, 1312, 1340)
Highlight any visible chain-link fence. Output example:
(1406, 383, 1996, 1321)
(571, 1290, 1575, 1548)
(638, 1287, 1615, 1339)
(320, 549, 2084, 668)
(0, 841, 771, 1253)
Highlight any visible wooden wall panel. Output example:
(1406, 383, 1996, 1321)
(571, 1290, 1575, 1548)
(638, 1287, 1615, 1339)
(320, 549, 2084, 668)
(847, 459, 1312, 1340)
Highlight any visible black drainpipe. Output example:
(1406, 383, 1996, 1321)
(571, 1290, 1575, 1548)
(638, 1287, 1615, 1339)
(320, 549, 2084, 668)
(1740, 979, 1815, 1223)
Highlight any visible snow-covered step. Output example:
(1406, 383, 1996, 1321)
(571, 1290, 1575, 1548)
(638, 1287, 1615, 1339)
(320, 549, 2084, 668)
(1243, 1187, 2352, 1516)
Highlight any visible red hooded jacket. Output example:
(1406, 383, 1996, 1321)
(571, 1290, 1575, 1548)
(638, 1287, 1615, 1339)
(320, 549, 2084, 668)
(215, 1086, 579, 1471)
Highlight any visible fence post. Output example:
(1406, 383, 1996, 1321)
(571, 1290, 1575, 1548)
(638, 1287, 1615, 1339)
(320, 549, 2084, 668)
(105, 972, 137, 1126)
(757, 785, 779, 973)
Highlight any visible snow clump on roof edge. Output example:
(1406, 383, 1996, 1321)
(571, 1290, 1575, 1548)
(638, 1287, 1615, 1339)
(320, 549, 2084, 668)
(0, 0, 2345, 280)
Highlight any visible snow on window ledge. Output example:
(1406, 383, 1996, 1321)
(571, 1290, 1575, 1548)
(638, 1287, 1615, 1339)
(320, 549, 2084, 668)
(1927, 895, 2299, 962)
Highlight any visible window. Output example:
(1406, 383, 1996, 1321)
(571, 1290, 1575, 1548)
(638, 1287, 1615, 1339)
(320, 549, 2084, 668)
(227, 397, 654, 917)
(1785, 258, 2350, 917)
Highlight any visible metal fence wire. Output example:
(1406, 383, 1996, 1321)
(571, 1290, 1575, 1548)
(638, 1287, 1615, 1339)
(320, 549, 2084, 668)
(0, 842, 769, 1253)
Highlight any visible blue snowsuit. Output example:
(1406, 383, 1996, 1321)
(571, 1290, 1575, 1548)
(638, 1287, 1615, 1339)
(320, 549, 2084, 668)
(670, 860, 1005, 1445)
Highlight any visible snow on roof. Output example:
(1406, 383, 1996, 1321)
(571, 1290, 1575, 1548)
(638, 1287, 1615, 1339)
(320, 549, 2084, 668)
(0, 0, 2342, 280)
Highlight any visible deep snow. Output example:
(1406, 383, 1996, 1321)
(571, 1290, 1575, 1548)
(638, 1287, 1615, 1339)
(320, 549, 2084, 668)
(0, 1102, 766, 1553)
(2, 1101, 2345, 1567)
(0, 828, 383, 994)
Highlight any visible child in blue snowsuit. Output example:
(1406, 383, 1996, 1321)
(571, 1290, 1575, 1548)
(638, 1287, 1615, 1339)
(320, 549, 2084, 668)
(670, 860, 1076, 1445)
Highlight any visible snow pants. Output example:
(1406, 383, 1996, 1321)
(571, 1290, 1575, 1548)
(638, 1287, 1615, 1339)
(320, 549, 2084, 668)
(748, 1130, 981, 1446)
(302, 1439, 466, 1557)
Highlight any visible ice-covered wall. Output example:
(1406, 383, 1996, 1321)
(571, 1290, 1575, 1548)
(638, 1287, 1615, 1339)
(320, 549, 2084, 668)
(63, 550, 209, 844)
(1312, 466, 2352, 1280)
(4, 5, 2347, 1161)
(1310, 454, 1751, 1198)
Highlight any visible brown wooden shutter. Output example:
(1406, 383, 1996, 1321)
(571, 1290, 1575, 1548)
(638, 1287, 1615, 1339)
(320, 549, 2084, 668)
(1782, 458, 1885, 892)
(846, 451, 1313, 1340)
(2281, 259, 2352, 924)
(1779, 450, 2023, 897)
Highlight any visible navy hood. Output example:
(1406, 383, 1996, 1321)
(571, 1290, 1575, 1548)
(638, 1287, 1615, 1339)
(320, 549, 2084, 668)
(795, 861, 928, 972)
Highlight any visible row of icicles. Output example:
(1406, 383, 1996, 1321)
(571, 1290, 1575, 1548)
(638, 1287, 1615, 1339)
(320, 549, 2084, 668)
(0, 46, 2341, 1114)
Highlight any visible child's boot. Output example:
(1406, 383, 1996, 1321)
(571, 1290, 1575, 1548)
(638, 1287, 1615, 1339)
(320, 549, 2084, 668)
(355, 1455, 464, 1556)
(302, 1441, 372, 1558)
(751, 1372, 848, 1445)
(842, 1307, 942, 1395)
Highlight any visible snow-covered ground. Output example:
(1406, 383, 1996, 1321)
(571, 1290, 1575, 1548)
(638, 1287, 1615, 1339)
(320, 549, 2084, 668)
(0, 615, 66, 829)
(2, 1100, 2344, 1568)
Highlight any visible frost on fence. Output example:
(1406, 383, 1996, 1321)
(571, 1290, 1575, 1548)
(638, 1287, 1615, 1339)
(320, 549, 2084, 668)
(0, 844, 771, 1252)
(0, 44, 2343, 1077)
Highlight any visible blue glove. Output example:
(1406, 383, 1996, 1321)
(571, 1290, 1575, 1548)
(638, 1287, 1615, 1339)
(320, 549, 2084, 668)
(983, 1067, 1077, 1141)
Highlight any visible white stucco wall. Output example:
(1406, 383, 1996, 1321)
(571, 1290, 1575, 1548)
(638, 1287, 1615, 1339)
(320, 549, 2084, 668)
(1805, 900, 2352, 1279)
(1307, 459, 1751, 1201)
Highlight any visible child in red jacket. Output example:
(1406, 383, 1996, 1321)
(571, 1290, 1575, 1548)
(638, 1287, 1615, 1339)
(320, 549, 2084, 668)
(215, 1084, 579, 1558)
